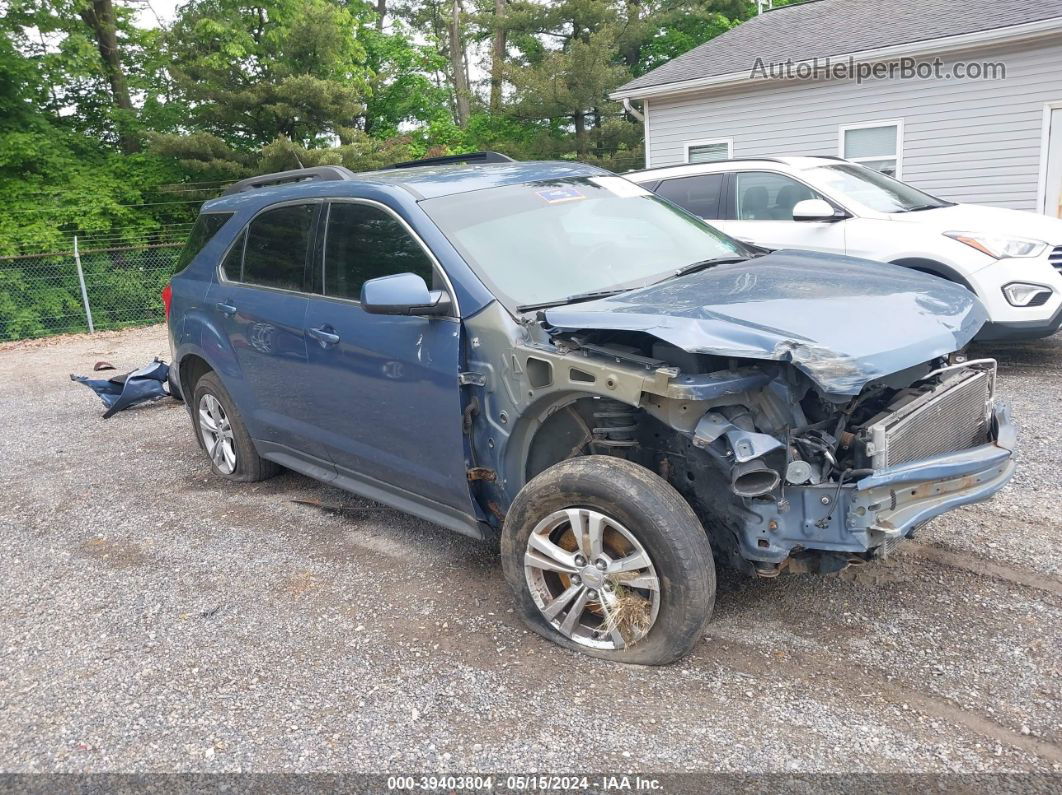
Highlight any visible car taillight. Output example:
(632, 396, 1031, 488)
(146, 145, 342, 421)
(161, 283, 173, 320)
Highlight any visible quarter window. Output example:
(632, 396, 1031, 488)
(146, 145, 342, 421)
(239, 203, 317, 291)
(323, 203, 435, 301)
(734, 172, 824, 221)
(841, 122, 902, 177)
(176, 212, 232, 272)
(655, 174, 725, 219)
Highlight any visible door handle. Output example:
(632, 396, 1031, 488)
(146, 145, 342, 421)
(308, 326, 340, 347)
(215, 301, 237, 317)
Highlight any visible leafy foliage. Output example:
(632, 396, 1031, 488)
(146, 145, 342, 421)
(0, 0, 758, 338)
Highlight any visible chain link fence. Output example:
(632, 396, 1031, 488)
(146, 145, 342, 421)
(0, 227, 192, 342)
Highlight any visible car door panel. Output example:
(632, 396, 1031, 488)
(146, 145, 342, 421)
(303, 302, 467, 507)
(302, 200, 473, 513)
(208, 283, 314, 450)
(205, 202, 333, 465)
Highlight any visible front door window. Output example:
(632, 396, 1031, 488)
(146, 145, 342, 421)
(321, 203, 437, 298)
(733, 172, 824, 221)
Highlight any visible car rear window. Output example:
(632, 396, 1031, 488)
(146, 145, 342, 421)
(175, 212, 232, 271)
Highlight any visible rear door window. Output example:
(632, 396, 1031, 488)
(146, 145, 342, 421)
(236, 203, 318, 291)
(322, 202, 436, 300)
(219, 231, 245, 280)
(655, 174, 725, 219)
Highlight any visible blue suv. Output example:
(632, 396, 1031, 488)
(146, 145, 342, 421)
(167, 152, 1016, 664)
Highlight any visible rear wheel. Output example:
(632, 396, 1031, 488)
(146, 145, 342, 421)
(501, 456, 716, 665)
(192, 371, 279, 482)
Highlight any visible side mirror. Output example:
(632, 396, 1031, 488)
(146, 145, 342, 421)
(360, 273, 452, 316)
(792, 198, 842, 222)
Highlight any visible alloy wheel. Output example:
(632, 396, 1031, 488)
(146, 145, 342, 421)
(198, 393, 237, 475)
(523, 508, 661, 650)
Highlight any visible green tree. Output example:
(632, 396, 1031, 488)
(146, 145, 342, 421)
(161, 0, 371, 149)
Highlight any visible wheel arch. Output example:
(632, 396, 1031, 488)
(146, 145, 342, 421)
(178, 353, 214, 406)
(492, 390, 632, 496)
(889, 257, 976, 293)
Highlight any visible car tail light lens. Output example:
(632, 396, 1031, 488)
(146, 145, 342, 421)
(161, 283, 173, 320)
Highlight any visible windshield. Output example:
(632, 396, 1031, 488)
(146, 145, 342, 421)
(420, 176, 749, 309)
(805, 163, 951, 213)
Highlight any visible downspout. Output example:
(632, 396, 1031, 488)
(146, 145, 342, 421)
(622, 96, 644, 122)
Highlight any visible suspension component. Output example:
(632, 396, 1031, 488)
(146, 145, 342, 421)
(591, 400, 639, 450)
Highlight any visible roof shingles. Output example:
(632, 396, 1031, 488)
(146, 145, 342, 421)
(616, 0, 1061, 94)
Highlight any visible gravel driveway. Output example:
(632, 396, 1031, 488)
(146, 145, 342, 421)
(1, 325, 1060, 776)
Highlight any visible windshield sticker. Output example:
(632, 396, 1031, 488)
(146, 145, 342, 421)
(535, 186, 586, 204)
(589, 176, 652, 198)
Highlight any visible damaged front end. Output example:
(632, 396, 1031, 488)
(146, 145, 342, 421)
(460, 259, 1015, 578)
(692, 357, 1015, 576)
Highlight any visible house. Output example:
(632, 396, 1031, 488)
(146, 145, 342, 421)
(611, 0, 1062, 216)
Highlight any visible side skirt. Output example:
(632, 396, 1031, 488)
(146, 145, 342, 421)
(255, 440, 490, 542)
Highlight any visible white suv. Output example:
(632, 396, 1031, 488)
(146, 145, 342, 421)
(628, 157, 1062, 341)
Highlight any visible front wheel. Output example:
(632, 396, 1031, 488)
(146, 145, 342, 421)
(501, 456, 716, 665)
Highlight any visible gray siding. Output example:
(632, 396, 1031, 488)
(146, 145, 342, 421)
(645, 40, 1061, 211)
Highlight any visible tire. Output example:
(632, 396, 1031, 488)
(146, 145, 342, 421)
(191, 371, 280, 482)
(501, 455, 716, 665)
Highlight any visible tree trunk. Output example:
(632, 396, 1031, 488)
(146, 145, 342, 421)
(489, 0, 507, 113)
(447, 0, 471, 127)
(574, 111, 587, 158)
(375, 0, 386, 31)
(78, 0, 139, 153)
(620, 0, 642, 69)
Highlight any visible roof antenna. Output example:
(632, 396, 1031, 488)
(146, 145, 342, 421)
(291, 150, 305, 169)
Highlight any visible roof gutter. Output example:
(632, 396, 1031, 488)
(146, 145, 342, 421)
(609, 16, 1062, 101)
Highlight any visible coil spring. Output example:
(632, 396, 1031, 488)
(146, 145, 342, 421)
(591, 400, 639, 449)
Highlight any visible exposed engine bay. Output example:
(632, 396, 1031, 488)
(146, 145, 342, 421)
(461, 302, 1016, 578)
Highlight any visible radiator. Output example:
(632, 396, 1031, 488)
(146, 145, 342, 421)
(866, 368, 993, 470)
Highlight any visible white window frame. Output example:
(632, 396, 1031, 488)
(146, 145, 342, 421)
(1035, 100, 1062, 215)
(838, 119, 904, 179)
(684, 137, 733, 164)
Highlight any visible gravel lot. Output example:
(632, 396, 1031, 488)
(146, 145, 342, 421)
(1, 324, 1060, 776)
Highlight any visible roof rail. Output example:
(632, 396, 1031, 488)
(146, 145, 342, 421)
(626, 157, 791, 176)
(221, 165, 355, 196)
(385, 151, 515, 170)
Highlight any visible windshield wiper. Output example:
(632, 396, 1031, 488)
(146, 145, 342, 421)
(655, 255, 749, 284)
(518, 254, 754, 313)
(517, 288, 631, 313)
